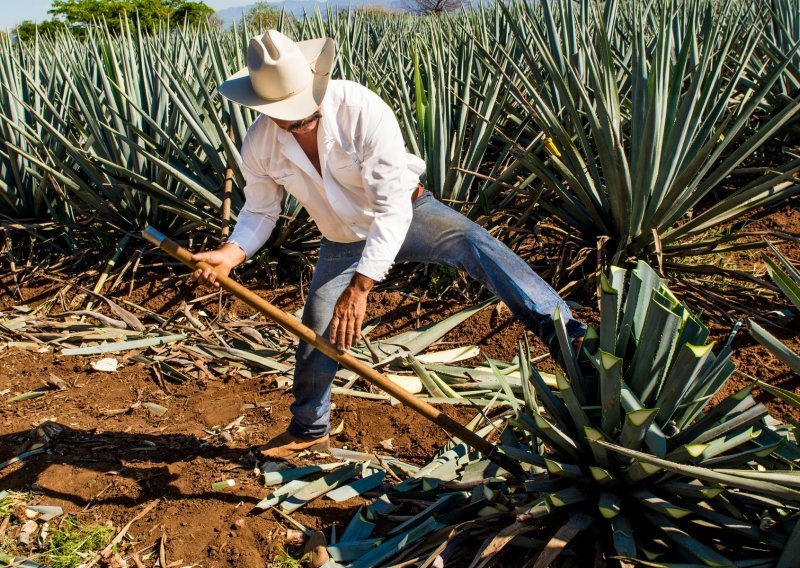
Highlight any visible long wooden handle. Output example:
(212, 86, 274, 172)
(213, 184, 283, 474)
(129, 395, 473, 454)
(141, 226, 497, 457)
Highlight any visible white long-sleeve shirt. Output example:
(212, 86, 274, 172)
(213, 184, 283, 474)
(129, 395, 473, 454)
(227, 80, 426, 281)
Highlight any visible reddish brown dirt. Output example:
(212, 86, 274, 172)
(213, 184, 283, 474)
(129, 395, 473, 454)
(0, 346, 476, 566)
(2, 202, 799, 565)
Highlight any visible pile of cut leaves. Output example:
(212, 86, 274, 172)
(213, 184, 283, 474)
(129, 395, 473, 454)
(0, 286, 537, 411)
(250, 263, 800, 567)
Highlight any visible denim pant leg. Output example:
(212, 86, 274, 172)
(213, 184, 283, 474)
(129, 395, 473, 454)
(289, 193, 585, 437)
(397, 192, 586, 354)
(289, 239, 364, 438)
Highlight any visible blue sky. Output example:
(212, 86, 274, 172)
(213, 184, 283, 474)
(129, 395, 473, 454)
(0, 1, 293, 30)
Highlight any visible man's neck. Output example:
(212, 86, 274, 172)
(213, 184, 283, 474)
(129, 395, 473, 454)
(293, 124, 321, 176)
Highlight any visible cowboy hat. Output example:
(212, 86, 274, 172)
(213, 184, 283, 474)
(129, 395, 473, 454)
(219, 30, 336, 121)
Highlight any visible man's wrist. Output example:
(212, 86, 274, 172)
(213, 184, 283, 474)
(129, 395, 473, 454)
(350, 272, 375, 293)
(221, 242, 247, 266)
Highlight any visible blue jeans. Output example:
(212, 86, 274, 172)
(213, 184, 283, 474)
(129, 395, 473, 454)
(288, 191, 586, 438)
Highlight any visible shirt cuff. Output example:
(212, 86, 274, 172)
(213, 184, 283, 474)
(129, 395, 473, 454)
(355, 258, 394, 282)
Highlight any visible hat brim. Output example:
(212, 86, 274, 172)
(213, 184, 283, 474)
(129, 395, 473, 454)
(218, 37, 335, 121)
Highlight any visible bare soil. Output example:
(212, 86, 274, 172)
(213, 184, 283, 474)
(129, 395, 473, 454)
(1, 202, 799, 566)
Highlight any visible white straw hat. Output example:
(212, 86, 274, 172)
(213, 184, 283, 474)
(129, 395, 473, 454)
(219, 30, 336, 121)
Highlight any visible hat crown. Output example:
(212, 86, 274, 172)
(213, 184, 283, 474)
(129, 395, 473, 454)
(247, 30, 312, 102)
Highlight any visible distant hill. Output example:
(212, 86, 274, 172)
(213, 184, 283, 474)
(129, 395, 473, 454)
(216, 1, 404, 26)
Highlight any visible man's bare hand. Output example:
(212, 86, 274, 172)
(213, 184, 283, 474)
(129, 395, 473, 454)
(330, 273, 374, 350)
(190, 243, 246, 288)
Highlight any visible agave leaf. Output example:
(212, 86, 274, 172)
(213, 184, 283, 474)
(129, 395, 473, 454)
(710, 469, 800, 489)
(553, 305, 586, 399)
(641, 510, 734, 567)
(598, 492, 622, 519)
(681, 501, 788, 549)
(486, 357, 520, 411)
(611, 514, 637, 558)
(755, 379, 800, 410)
(468, 519, 535, 568)
(498, 445, 546, 468)
(620, 408, 659, 452)
(589, 466, 615, 486)
(583, 408, 614, 462)
(262, 463, 348, 487)
(598, 440, 800, 502)
(633, 489, 691, 520)
(416, 345, 480, 364)
(747, 319, 800, 375)
(685, 403, 768, 446)
(702, 441, 784, 468)
(544, 458, 585, 480)
(547, 486, 590, 508)
(327, 539, 383, 563)
(555, 369, 590, 434)
(762, 248, 800, 312)
(699, 427, 762, 462)
(388, 493, 461, 536)
(255, 479, 309, 510)
(61, 334, 187, 355)
(379, 298, 495, 357)
(341, 495, 396, 543)
(653, 342, 715, 427)
(385, 374, 423, 395)
(326, 471, 386, 503)
(599, 269, 623, 354)
(6, 390, 47, 403)
(523, 358, 571, 429)
(514, 412, 582, 462)
(677, 357, 737, 431)
(617, 261, 663, 359)
(406, 356, 446, 398)
(193, 344, 292, 372)
(627, 289, 681, 404)
(531, 512, 593, 568)
(620, 383, 667, 456)
(349, 516, 443, 568)
(659, 481, 724, 500)
(281, 463, 362, 513)
(595, 349, 623, 435)
(673, 386, 755, 446)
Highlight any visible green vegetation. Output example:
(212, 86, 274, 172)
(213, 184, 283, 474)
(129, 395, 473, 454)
(13, 0, 217, 41)
(245, 1, 287, 30)
(42, 517, 114, 568)
(2, 0, 797, 293)
(252, 262, 800, 565)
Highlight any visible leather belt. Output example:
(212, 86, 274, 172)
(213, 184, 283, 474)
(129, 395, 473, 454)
(411, 183, 425, 203)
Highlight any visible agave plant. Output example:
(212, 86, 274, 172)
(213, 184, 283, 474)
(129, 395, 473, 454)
(478, 0, 800, 274)
(0, 33, 78, 235)
(490, 260, 800, 564)
(248, 262, 800, 566)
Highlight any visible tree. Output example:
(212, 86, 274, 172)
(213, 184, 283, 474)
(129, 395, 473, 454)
(168, 1, 218, 27)
(245, 2, 286, 30)
(404, 0, 460, 15)
(13, 20, 71, 42)
(47, 0, 217, 34)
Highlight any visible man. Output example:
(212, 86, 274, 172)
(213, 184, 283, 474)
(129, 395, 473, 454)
(192, 30, 586, 458)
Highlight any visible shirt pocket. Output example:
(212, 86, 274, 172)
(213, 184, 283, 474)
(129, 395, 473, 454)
(327, 146, 363, 189)
(270, 170, 306, 202)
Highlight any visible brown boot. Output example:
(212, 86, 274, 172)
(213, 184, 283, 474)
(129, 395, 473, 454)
(256, 431, 330, 459)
